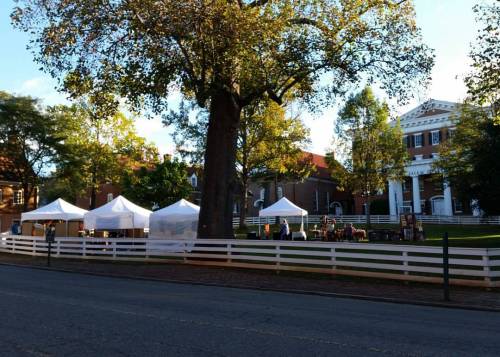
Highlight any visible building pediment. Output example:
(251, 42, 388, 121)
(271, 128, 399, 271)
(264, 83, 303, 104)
(400, 99, 458, 122)
(416, 108, 451, 118)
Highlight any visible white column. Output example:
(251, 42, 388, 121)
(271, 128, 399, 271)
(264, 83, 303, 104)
(388, 180, 396, 216)
(412, 175, 421, 214)
(395, 181, 403, 215)
(443, 180, 453, 216)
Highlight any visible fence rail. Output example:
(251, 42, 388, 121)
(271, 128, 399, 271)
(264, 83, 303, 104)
(1, 235, 498, 288)
(233, 215, 500, 227)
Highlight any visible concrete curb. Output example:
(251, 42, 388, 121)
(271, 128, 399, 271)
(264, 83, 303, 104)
(1, 261, 499, 313)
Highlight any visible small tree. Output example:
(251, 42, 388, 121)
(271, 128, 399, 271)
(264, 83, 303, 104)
(121, 158, 193, 210)
(0, 92, 65, 210)
(334, 87, 407, 228)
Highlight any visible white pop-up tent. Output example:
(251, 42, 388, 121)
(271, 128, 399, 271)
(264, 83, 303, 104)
(21, 198, 88, 222)
(21, 198, 88, 236)
(258, 197, 308, 237)
(84, 195, 152, 232)
(149, 199, 200, 240)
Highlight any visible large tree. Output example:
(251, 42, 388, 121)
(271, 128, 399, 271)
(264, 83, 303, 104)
(167, 98, 313, 227)
(0, 91, 65, 211)
(49, 104, 159, 208)
(434, 2, 500, 215)
(12, 0, 433, 238)
(333, 87, 407, 227)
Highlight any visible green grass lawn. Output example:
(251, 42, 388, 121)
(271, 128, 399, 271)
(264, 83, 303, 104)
(235, 223, 500, 248)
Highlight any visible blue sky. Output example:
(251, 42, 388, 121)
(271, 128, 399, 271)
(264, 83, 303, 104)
(0, 0, 486, 155)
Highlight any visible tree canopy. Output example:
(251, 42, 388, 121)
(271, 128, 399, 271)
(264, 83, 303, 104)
(12, 0, 434, 237)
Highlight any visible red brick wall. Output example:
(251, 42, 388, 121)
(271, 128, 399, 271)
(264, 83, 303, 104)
(0, 183, 37, 231)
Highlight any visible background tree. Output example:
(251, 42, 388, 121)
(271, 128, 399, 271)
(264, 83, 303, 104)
(333, 87, 407, 228)
(13, 0, 434, 238)
(121, 158, 193, 210)
(463, 2, 499, 120)
(435, 2, 500, 215)
(166, 98, 313, 227)
(0, 91, 65, 210)
(49, 104, 159, 208)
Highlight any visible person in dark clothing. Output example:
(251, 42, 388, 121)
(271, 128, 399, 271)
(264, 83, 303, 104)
(11, 222, 21, 235)
(279, 219, 290, 240)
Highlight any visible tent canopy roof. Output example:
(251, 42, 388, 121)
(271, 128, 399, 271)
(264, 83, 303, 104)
(85, 195, 152, 217)
(259, 197, 308, 217)
(151, 199, 200, 217)
(84, 195, 152, 230)
(21, 198, 88, 222)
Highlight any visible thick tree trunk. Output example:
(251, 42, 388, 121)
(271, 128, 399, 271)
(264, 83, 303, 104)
(22, 183, 30, 212)
(198, 88, 241, 239)
(239, 179, 248, 229)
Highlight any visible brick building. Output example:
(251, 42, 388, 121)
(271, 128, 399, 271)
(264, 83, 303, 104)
(0, 157, 37, 231)
(354, 99, 475, 216)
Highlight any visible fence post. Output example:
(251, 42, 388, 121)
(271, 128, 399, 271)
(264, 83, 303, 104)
(82, 239, 87, 258)
(483, 252, 492, 288)
(56, 239, 61, 257)
(443, 232, 450, 301)
(402, 251, 409, 277)
(32, 238, 36, 256)
(276, 243, 281, 273)
(112, 240, 117, 260)
(227, 242, 232, 263)
(12, 237, 16, 254)
(331, 247, 336, 271)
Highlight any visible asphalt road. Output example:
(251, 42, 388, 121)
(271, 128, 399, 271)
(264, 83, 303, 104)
(0, 265, 498, 357)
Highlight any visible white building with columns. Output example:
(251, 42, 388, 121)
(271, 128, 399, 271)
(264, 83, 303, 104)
(385, 99, 471, 217)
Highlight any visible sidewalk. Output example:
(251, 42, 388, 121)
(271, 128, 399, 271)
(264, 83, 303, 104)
(1, 252, 498, 311)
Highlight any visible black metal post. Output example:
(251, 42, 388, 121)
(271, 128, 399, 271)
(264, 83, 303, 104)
(47, 240, 52, 267)
(443, 232, 450, 301)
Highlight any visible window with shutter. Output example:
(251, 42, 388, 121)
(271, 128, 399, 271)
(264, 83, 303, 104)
(414, 133, 422, 147)
(431, 131, 440, 145)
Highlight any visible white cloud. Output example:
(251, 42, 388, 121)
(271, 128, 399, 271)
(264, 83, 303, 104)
(16, 76, 69, 106)
(134, 116, 175, 156)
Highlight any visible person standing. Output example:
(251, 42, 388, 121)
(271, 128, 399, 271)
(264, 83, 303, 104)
(279, 219, 290, 240)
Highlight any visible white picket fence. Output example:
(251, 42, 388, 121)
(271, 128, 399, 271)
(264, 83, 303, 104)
(1, 235, 499, 288)
(233, 215, 500, 227)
